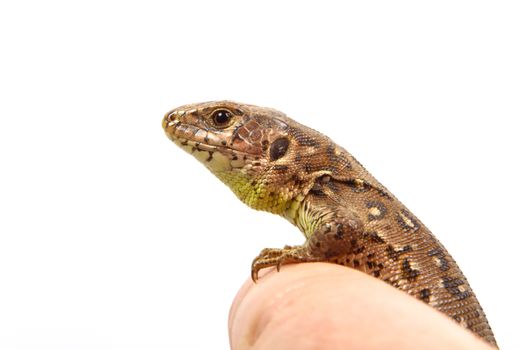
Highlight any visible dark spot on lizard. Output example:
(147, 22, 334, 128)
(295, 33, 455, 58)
(428, 248, 450, 272)
(262, 140, 269, 151)
(376, 188, 392, 199)
(419, 288, 432, 303)
(401, 258, 420, 282)
(345, 178, 393, 199)
(386, 245, 413, 261)
(269, 137, 290, 161)
(353, 259, 360, 267)
(396, 209, 420, 233)
(441, 276, 471, 300)
(221, 140, 227, 146)
(366, 201, 387, 221)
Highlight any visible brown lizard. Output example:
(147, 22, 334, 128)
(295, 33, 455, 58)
(162, 101, 497, 347)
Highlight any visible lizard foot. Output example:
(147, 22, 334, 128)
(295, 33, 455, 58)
(251, 245, 319, 282)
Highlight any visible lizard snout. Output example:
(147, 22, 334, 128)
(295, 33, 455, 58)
(162, 109, 185, 131)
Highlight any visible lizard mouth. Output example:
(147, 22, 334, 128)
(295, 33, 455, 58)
(164, 121, 255, 172)
(165, 123, 251, 156)
(169, 135, 219, 158)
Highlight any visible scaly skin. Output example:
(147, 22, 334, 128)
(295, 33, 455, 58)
(162, 101, 497, 347)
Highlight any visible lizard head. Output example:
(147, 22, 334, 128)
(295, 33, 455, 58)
(163, 101, 339, 214)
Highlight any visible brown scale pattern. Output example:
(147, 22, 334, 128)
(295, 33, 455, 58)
(163, 101, 497, 347)
(295, 172, 497, 346)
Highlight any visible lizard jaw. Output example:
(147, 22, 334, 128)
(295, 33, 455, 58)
(168, 135, 247, 173)
(167, 134, 284, 211)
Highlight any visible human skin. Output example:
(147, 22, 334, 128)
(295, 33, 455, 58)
(228, 263, 494, 350)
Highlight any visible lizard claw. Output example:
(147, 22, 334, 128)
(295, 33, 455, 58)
(250, 245, 317, 282)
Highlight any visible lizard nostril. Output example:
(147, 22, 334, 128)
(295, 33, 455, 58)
(163, 111, 179, 130)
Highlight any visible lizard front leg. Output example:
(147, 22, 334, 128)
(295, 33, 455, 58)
(251, 245, 320, 281)
(251, 207, 364, 281)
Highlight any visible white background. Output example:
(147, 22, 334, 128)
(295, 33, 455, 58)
(1, 1, 523, 349)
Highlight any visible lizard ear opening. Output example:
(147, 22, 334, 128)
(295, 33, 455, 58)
(269, 137, 290, 161)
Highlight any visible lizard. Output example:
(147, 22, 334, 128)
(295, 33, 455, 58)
(162, 101, 497, 347)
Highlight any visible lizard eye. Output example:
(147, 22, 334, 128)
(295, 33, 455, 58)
(211, 109, 233, 128)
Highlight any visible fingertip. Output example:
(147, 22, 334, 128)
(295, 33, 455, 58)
(228, 267, 275, 347)
(228, 276, 253, 344)
(228, 263, 493, 350)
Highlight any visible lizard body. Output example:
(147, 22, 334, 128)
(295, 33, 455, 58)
(162, 101, 497, 346)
